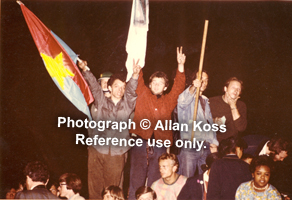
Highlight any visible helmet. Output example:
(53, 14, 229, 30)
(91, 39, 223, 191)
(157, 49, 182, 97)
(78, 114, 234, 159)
(98, 71, 113, 81)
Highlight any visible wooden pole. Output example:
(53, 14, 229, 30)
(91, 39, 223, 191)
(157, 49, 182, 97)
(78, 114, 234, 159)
(191, 20, 209, 141)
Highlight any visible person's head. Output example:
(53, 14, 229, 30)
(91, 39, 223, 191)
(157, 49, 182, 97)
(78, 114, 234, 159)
(4, 187, 16, 199)
(100, 78, 110, 90)
(267, 136, 289, 161)
(99, 71, 113, 97)
(224, 77, 243, 100)
(47, 181, 59, 196)
(158, 153, 179, 179)
(49, 184, 58, 196)
(107, 73, 126, 102)
(135, 186, 157, 200)
(149, 71, 169, 95)
(218, 137, 247, 158)
(193, 70, 209, 93)
(102, 185, 124, 200)
(235, 137, 248, 159)
(241, 153, 254, 164)
(201, 152, 220, 173)
(58, 173, 82, 198)
(250, 155, 274, 189)
(24, 161, 49, 190)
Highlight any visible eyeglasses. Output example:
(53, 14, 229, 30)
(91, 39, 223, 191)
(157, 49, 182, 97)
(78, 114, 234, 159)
(59, 183, 66, 186)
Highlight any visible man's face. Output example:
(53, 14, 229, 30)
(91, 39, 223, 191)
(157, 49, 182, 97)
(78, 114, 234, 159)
(273, 150, 288, 161)
(100, 78, 110, 91)
(49, 185, 58, 196)
(159, 159, 176, 179)
(6, 188, 16, 199)
(149, 77, 167, 95)
(197, 72, 208, 92)
(108, 79, 126, 101)
(58, 182, 69, 198)
(243, 158, 253, 165)
(224, 80, 242, 100)
(252, 165, 270, 189)
(138, 192, 154, 200)
(103, 191, 115, 200)
(235, 147, 243, 159)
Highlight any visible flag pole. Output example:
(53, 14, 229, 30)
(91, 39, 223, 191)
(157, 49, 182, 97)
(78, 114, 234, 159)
(191, 20, 209, 141)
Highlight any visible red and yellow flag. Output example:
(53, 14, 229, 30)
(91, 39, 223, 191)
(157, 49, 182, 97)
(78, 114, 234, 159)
(18, 1, 93, 119)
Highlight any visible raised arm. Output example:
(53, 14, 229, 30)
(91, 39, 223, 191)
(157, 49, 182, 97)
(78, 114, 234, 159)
(124, 59, 141, 110)
(177, 46, 186, 73)
(177, 78, 203, 109)
(78, 59, 105, 108)
(166, 47, 186, 108)
(132, 59, 141, 80)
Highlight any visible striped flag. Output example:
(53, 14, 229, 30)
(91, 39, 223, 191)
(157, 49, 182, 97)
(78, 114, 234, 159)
(18, 1, 93, 119)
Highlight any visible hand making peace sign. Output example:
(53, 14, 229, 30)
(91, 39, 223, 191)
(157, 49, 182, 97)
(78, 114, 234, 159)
(177, 46, 186, 65)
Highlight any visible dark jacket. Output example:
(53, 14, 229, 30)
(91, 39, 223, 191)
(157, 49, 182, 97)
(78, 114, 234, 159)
(83, 70, 138, 155)
(209, 96, 247, 142)
(207, 155, 252, 200)
(178, 174, 203, 200)
(15, 185, 59, 199)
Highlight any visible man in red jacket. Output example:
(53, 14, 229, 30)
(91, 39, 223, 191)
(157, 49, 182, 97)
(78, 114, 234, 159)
(128, 47, 186, 199)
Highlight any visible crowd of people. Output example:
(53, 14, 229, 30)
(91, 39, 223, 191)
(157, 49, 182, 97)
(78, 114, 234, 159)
(4, 47, 291, 199)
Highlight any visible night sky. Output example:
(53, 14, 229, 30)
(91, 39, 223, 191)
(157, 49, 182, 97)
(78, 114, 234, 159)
(1, 0, 292, 197)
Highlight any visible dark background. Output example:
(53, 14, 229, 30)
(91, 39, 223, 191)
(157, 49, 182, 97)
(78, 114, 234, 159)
(1, 0, 292, 198)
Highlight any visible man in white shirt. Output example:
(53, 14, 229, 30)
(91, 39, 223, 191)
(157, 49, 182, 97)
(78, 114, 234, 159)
(151, 153, 187, 200)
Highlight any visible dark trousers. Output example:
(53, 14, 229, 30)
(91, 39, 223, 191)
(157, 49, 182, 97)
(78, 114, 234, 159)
(128, 139, 166, 200)
(88, 147, 125, 199)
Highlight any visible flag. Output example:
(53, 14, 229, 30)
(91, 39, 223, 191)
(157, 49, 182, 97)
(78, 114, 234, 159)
(18, 1, 93, 119)
(125, 0, 149, 81)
